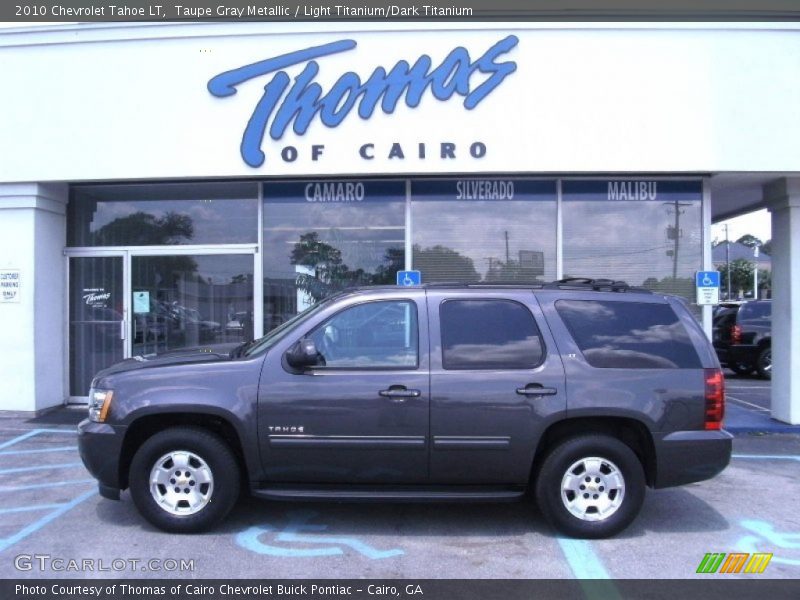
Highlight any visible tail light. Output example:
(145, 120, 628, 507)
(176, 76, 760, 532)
(704, 368, 725, 430)
(730, 324, 742, 345)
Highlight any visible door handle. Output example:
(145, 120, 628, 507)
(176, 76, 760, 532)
(379, 386, 421, 401)
(120, 320, 126, 341)
(516, 384, 558, 396)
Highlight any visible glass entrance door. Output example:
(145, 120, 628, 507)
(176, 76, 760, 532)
(68, 251, 256, 400)
(68, 254, 126, 398)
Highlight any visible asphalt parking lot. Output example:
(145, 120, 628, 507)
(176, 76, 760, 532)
(0, 377, 798, 582)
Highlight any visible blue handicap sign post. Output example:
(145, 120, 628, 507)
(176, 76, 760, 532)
(695, 271, 721, 305)
(396, 270, 421, 286)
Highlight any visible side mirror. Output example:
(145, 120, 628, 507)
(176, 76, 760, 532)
(285, 338, 320, 369)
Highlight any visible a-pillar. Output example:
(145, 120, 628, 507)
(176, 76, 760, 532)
(0, 183, 68, 413)
(764, 178, 800, 425)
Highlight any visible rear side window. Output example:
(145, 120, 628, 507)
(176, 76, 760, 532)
(440, 300, 544, 370)
(739, 301, 771, 322)
(555, 300, 701, 369)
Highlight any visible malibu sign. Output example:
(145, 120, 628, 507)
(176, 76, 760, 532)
(207, 36, 519, 168)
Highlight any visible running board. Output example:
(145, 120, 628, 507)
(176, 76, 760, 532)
(251, 486, 525, 503)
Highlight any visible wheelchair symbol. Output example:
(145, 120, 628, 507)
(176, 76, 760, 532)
(402, 276, 414, 286)
(236, 510, 404, 560)
(736, 520, 800, 567)
(702, 276, 714, 286)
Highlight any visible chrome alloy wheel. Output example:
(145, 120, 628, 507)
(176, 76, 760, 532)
(149, 451, 214, 516)
(560, 456, 625, 522)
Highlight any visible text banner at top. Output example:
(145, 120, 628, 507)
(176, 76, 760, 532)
(6, 1, 800, 22)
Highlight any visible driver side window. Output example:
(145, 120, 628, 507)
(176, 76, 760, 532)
(309, 301, 418, 369)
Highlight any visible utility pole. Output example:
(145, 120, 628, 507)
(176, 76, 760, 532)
(725, 224, 731, 300)
(504, 231, 510, 265)
(753, 242, 760, 299)
(663, 201, 692, 280)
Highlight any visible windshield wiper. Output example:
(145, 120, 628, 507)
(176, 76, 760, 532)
(230, 339, 256, 359)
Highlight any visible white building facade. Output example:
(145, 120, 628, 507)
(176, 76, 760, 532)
(0, 21, 798, 423)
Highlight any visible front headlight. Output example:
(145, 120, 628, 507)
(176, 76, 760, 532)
(88, 388, 114, 423)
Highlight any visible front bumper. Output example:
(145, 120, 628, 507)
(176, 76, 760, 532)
(77, 418, 126, 499)
(653, 429, 733, 488)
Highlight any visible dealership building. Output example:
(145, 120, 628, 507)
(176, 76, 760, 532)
(0, 20, 798, 424)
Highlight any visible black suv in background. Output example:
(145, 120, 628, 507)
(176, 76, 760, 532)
(713, 300, 772, 379)
(79, 280, 731, 539)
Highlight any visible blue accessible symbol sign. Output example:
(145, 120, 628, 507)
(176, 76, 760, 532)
(396, 270, 421, 286)
(696, 270, 721, 306)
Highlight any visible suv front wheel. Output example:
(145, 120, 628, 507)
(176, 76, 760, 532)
(535, 435, 645, 538)
(129, 426, 240, 533)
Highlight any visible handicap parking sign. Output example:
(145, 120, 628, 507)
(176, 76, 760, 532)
(396, 270, 421, 286)
(696, 271, 721, 288)
(696, 271, 721, 306)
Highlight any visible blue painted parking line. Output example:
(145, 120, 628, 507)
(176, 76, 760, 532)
(0, 489, 96, 553)
(557, 537, 622, 600)
(0, 503, 68, 515)
(0, 462, 83, 475)
(0, 479, 95, 493)
(0, 428, 76, 451)
(0, 446, 76, 456)
(0, 428, 95, 554)
(557, 537, 611, 579)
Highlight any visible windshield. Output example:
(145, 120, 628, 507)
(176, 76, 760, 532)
(241, 296, 338, 357)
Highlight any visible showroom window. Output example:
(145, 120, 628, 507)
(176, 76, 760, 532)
(68, 182, 258, 246)
(411, 179, 557, 284)
(561, 180, 703, 302)
(262, 180, 406, 332)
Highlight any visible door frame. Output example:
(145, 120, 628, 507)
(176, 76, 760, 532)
(65, 244, 258, 403)
(65, 249, 129, 404)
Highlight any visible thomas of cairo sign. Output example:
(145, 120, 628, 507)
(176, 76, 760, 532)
(207, 36, 518, 168)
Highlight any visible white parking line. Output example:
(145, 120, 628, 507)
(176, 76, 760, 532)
(727, 386, 771, 390)
(726, 395, 770, 412)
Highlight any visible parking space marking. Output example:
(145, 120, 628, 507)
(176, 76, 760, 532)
(0, 446, 76, 456)
(557, 538, 622, 599)
(0, 462, 83, 475)
(726, 395, 770, 412)
(732, 454, 800, 462)
(727, 386, 771, 390)
(0, 479, 95, 493)
(0, 489, 95, 553)
(0, 503, 69, 515)
(557, 537, 611, 579)
(0, 428, 95, 554)
(0, 428, 76, 452)
(236, 510, 404, 559)
(736, 520, 800, 567)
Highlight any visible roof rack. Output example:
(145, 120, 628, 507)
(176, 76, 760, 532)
(423, 278, 652, 293)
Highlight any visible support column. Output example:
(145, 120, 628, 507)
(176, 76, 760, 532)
(764, 178, 800, 425)
(0, 183, 68, 413)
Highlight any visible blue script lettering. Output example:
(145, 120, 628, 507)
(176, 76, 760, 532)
(207, 36, 518, 167)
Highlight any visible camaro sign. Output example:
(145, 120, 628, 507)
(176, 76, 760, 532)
(207, 36, 519, 168)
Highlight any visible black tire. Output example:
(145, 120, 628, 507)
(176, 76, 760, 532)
(129, 426, 240, 533)
(534, 435, 645, 539)
(756, 347, 772, 380)
(729, 361, 754, 376)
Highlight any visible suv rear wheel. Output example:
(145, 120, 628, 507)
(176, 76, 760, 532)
(535, 434, 645, 538)
(129, 427, 240, 533)
(729, 361, 754, 376)
(756, 347, 772, 380)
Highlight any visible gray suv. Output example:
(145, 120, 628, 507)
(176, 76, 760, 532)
(78, 280, 732, 538)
